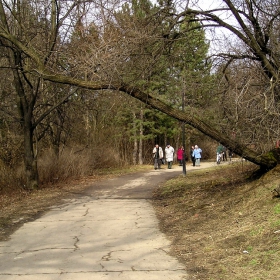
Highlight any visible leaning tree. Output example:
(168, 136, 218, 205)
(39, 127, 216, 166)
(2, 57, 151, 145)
(0, 0, 279, 191)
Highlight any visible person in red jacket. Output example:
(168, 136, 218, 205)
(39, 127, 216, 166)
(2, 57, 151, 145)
(177, 146, 184, 166)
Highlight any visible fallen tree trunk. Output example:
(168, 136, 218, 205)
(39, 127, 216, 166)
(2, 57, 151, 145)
(120, 85, 278, 171)
(36, 71, 278, 170)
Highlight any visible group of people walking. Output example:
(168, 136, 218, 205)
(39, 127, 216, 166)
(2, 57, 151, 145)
(153, 142, 235, 169)
(153, 144, 203, 170)
(153, 144, 175, 170)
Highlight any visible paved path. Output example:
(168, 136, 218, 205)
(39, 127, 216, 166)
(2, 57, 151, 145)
(0, 162, 222, 280)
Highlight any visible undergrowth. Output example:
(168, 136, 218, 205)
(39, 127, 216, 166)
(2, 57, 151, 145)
(153, 161, 280, 280)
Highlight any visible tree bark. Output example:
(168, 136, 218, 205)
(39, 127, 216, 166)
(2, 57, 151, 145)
(24, 120, 39, 190)
(132, 111, 137, 165)
(138, 108, 144, 165)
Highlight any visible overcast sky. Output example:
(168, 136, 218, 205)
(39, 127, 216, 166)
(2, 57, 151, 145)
(188, 0, 239, 55)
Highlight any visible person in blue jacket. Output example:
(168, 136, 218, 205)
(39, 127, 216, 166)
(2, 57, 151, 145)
(192, 145, 202, 166)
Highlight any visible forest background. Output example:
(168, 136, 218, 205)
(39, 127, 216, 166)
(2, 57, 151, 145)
(0, 0, 280, 192)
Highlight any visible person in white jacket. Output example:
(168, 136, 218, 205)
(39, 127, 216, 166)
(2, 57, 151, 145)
(165, 144, 175, 169)
(153, 144, 164, 170)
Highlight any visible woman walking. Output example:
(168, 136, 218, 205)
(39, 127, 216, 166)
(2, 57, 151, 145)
(192, 145, 202, 166)
(177, 146, 184, 166)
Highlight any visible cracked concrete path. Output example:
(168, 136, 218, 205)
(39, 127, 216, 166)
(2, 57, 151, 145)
(0, 164, 212, 280)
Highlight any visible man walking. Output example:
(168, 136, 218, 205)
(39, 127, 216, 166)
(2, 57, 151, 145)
(153, 144, 164, 170)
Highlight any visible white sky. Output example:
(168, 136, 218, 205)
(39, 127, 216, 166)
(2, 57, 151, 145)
(188, 0, 240, 55)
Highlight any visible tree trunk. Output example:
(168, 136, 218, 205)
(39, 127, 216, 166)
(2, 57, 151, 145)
(11, 60, 40, 189)
(132, 111, 137, 165)
(119, 85, 278, 170)
(23, 119, 39, 190)
(50, 115, 62, 159)
(138, 108, 143, 165)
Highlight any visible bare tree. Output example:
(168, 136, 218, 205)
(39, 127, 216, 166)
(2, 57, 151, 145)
(0, 0, 81, 189)
(0, 0, 279, 175)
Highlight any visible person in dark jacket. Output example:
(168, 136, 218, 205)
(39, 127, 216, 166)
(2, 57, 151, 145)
(190, 146, 195, 167)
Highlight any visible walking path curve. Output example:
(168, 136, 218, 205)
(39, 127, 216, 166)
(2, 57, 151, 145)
(0, 161, 225, 280)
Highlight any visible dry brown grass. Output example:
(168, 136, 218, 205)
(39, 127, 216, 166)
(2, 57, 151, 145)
(0, 146, 127, 193)
(38, 146, 127, 185)
(152, 162, 280, 280)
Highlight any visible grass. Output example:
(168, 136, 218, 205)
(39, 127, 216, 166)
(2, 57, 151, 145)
(273, 203, 280, 214)
(152, 161, 280, 280)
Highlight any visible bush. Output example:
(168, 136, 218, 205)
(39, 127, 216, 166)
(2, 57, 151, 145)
(0, 161, 25, 193)
(38, 146, 124, 185)
(0, 142, 131, 193)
